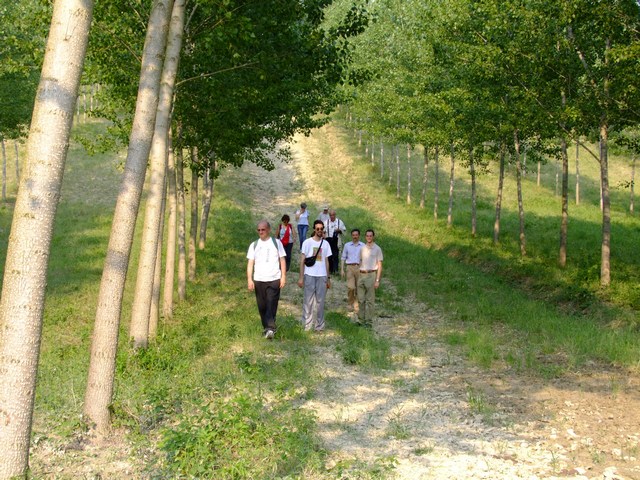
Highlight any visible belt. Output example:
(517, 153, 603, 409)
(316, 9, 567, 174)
(346, 263, 359, 266)
(360, 269, 377, 273)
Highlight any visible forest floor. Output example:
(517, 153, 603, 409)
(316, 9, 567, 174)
(28, 124, 640, 479)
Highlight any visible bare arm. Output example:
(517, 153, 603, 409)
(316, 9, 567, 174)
(247, 259, 255, 291)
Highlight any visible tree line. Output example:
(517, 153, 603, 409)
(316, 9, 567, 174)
(334, 0, 640, 285)
(0, 0, 368, 477)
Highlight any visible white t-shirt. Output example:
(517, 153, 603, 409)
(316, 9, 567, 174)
(296, 209, 309, 226)
(247, 237, 286, 282)
(301, 237, 331, 277)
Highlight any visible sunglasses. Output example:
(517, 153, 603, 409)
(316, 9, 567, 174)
(257, 228, 267, 232)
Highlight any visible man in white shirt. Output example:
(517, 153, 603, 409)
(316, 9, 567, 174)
(325, 209, 346, 275)
(298, 219, 332, 331)
(247, 220, 287, 339)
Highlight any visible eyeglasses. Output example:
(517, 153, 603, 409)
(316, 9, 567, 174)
(315, 227, 324, 231)
(257, 228, 267, 232)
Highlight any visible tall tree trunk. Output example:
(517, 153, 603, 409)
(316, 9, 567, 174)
(84, 0, 175, 431)
(447, 143, 455, 227)
(0, 1, 93, 476)
(537, 161, 541, 186)
(555, 157, 560, 196)
(575, 139, 580, 205)
(420, 146, 429, 209)
(630, 154, 635, 215)
(380, 140, 384, 178)
(1, 138, 6, 202)
(14, 139, 20, 182)
(433, 146, 440, 221)
(370, 136, 375, 166)
(176, 137, 187, 301)
(469, 147, 477, 238)
(129, 0, 184, 350)
(600, 122, 611, 286)
(149, 176, 167, 341)
(559, 137, 569, 267)
(514, 130, 527, 256)
(189, 148, 198, 280)
(199, 161, 215, 250)
(163, 135, 177, 318)
(493, 144, 506, 244)
(395, 145, 400, 197)
(406, 144, 412, 205)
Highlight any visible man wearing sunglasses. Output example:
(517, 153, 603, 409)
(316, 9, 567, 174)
(247, 220, 287, 339)
(298, 219, 332, 331)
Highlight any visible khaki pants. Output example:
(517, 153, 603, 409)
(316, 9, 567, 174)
(346, 264, 360, 312)
(357, 271, 376, 325)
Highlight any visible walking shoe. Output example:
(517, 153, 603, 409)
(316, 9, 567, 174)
(264, 329, 275, 339)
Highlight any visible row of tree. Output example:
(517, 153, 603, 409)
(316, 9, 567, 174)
(0, 0, 368, 477)
(334, 0, 640, 285)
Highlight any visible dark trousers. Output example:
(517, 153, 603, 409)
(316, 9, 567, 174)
(326, 237, 339, 274)
(254, 280, 281, 331)
(283, 243, 293, 271)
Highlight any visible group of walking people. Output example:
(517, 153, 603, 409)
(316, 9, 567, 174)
(246, 202, 383, 339)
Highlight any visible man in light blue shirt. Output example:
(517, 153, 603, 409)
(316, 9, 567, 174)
(340, 229, 365, 314)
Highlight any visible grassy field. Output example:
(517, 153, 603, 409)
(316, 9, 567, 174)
(0, 114, 639, 477)
(327, 115, 640, 373)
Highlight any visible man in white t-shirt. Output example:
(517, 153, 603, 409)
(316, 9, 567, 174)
(247, 220, 287, 339)
(357, 229, 383, 328)
(298, 219, 332, 331)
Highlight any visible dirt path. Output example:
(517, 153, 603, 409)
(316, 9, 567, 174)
(243, 125, 640, 480)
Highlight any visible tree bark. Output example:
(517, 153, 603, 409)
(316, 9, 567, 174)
(199, 161, 215, 250)
(1, 138, 6, 202)
(14, 139, 20, 182)
(493, 144, 506, 244)
(163, 135, 177, 318)
(406, 144, 412, 205)
(447, 143, 455, 227)
(469, 147, 477, 238)
(420, 146, 428, 209)
(84, 0, 175, 431)
(433, 146, 439, 221)
(514, 130, 527, 256)
(149, 176, 167, 341)
(395, 145, 400, 197)
(176, 133, 187, 301)
(537, 161, 541, 187)
(600, 122, 611, 286)
(630, 154, 635, 215)
(0, 1, 93, 477)
(559, 137, 569, 267)
(129, 0, 184, 350)
(380, 140, 384, 179)
(189, 148, 198, 280)
(575, 139, 580, 205)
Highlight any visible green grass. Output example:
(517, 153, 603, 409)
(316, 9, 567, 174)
(312, 115, 640, 374)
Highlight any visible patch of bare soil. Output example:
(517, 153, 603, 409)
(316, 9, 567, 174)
(248, 125, 640, 480)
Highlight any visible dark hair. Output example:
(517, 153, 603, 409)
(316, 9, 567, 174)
(313, 219, 324, 229)
(366, 229, 375, 236)
(351, 228, 360, 235)
(281, 214, 290, 223)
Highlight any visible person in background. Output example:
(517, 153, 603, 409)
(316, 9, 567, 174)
(246, 220, 287, 339)
(295, 202, 309, 249)
(298, 220, 332, 331)
(277, 214, 295, 271)
(341, 228, 364, 314)
(325, 209, 346, 275)
(317, 203, 330, 226)
(357, 229, 383, 328)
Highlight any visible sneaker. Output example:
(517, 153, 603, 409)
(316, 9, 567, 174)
(264, 329, 275, 339)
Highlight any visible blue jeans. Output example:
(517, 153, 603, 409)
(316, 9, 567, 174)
(297, 224, 308, 248)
